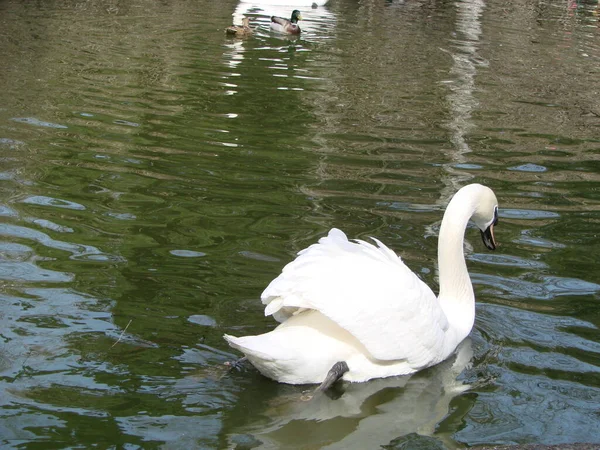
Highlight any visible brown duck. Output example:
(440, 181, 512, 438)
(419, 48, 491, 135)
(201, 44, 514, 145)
(226, 17, 253, 37)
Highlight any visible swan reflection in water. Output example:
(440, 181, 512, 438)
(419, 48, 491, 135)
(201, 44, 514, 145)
(227, 339, 475, 449)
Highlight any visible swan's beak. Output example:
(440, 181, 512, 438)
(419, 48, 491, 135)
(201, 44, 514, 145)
(481, 224, 496, 250)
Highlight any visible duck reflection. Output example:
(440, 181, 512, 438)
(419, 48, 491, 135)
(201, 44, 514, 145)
(228, 339, 474, 449)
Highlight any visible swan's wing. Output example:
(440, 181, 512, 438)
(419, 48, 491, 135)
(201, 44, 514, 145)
(261, 228, 449, 365)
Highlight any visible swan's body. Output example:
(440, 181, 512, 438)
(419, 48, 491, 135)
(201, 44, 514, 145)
(224, 184, 499, 386)
(270, 10, 302, 34)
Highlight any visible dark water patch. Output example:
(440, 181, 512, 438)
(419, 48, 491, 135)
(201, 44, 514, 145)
(517, 133, 586, 146)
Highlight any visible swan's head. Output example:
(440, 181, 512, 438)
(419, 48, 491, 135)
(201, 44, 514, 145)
(469, 185, 499, 250)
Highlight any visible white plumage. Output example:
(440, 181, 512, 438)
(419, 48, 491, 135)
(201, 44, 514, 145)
(225, 184, 499, 385)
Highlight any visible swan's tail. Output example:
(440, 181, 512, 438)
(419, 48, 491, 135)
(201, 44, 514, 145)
(225, 333, 300, 382)
(224, 334, 278, 361)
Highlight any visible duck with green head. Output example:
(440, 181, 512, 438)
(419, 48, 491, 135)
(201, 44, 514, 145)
(270, 10, 302, 35)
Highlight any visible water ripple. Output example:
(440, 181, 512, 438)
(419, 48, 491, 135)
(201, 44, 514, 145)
(514, 229, 566, 249)
(21, 196, 86, 211)
(470, 253, 548, 269)
(2, 0, 600, 447)
(0, 262, 73, 283)
(170, 249, 207, 258)
(508, 163, 548, 172)
(474, 273, 600, 300)
(501, 208, 561, 220)
(10, 117, 68, 129)
(0, 224, 124, 262)
(478, 304, 600, 362)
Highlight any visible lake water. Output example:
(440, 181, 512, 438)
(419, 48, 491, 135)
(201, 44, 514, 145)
(1, 0, 600, 448)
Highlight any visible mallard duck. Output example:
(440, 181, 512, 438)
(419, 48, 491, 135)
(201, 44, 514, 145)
(224, 184, 500, 391)
(270, 10, 302, 35)
(226, 17, 253, 37)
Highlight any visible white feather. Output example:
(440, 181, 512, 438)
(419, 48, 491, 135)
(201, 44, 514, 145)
(261, 229, 447, 365)
(224, 184, 499, 384)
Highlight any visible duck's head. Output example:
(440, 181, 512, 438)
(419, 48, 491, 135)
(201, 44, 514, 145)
(470, 185, 499, 251)
(291, 10, 302, 23)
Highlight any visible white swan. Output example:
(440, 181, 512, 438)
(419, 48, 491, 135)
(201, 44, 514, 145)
(224, 184, 499, 389)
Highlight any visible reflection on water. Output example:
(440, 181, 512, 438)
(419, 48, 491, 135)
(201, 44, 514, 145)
(1, 0, 600, 447)
(228, 340, 474, 449)
(232, 2, 337, 37)
(439, 0, 487, 201)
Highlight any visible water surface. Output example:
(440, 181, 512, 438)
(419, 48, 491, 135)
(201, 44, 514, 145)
(1, 0, 600, 448)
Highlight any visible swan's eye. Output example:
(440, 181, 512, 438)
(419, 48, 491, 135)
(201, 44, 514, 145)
(493, 207, 499, 226)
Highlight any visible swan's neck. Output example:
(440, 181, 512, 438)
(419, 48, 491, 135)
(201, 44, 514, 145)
(437, 192, 477, 340)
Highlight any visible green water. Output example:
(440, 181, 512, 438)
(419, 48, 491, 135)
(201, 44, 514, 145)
(1, 0, 600, 448)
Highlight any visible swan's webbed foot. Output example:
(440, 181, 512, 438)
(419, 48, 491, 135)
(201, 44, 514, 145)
(316, 361, 349, 392)
(224, 356, 248, 372)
